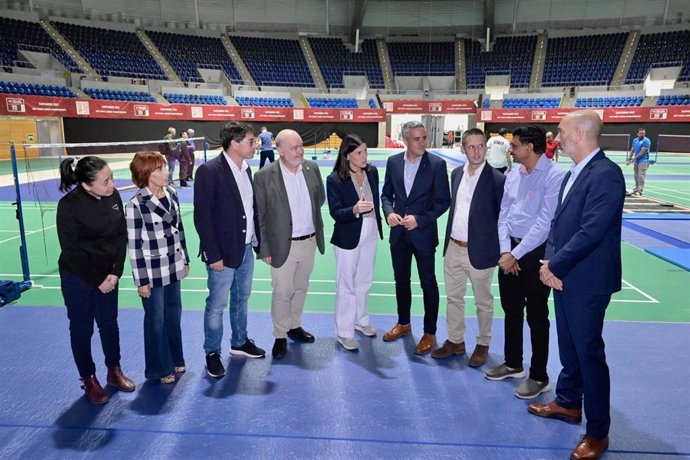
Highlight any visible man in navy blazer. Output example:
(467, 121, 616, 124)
(431, 128, 505, 367)
(381, 120, 451, 355)
(194, 122, 266, 379)
(530, 110, 625, 460)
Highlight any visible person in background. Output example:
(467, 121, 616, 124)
(57, 156, 135, 404)
(545, 131, 560, 162)
(186, 128, 196, 181)
(258, 126, 275, 168)
(381, 120, 451, 355)
(326, 134, 383, 351)
(126, 151, 189, 384)
(625, 127, 651, 197)
(159, 127, 179, 185)
(178, 131, 191, 188)
(485, 128, 512, 173)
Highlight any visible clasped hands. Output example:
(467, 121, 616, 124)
(539, 259, 563, 291)
(498, 252, 520, 275)
(387, 212, 417, 230)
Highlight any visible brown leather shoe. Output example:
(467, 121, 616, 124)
(81, 375, 109, 404)
(106, 365, 136, 392)
(570, 435, 609, 460)
(431, 340, 466, 359)
(382, 323, 411, 342)
(468, 344, 489, 367)
(414, 333, 436, 355)
(528, 401, 583, 423)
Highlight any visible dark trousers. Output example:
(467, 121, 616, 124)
(390, 235, 439, 334)
(60, 270, 121, 378)
(142, 282, 185, 379)
(554, 290, 611, 439)
(497, 241, 551, 382)
(259, 149, 275, 168)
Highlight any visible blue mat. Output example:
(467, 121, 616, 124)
(644, 247, 690, 271)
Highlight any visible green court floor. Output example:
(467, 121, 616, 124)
(1, 150, 689, 324)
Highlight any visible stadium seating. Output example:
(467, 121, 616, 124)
(626, 30, 690, 84)
(0, 17, 79, 73)
(574, 96, 643, 108)
(309, 37, 385, 89)
(84, 88, 156, 102)
(231, 36, 313, 87)
(368, 98, 378, 108)
(503, 97, 560, 109)
(147, 31, 243, 84)
(0, 80, 77, 98)
(307, 97, 358, 108)
(164, 93, 228, 105)
(542, 33, 626, 87)
(235, 97, 293, 107)
(53, 22, 166, 80)
(465, 36, 536, 88)
(387, 42, 454, 76)
(656, 94, 690, 106)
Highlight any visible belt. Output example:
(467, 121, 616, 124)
(292, 232, 316, 241)
(450, 237, 468, 248)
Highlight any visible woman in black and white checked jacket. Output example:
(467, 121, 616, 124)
(126, 151, 190, 384)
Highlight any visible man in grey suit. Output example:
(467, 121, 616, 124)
(254, 129, 326, 359)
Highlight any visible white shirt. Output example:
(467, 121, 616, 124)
(486, 135, 510, 169)
(451, 161, 486, 242)
(223, 152, 255, 245)
(279, 160, 315, 238)
(562, 148, 599, 203)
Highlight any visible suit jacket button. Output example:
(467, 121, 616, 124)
(242, 229, 246, 233)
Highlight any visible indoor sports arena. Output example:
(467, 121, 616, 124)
(0, 1, 688, 458)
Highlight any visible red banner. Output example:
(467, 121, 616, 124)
(383, 99, 477, 114)
(0, 94, 387, 123)
(478, 107, 690, 123)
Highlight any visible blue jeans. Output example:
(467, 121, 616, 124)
(203, 244, 254, 354)
(60, 269, 121, 377)
(142, 282, 185, 379)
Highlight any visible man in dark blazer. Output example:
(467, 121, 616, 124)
(254, 129, 325, 359)
(194, 121, 266, 379)
(530, 110, 625, 460)
(381, 120, 451, 355)
(431, 128, 505, 367)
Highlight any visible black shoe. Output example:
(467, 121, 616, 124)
(272, 338, 287, 359)
(205, 352, 225, 378)
(287, 327, 315, 343)
(230, 339, 265, 358)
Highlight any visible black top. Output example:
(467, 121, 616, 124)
(56, 185, 127, 288)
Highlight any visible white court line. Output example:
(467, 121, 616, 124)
(639, 188, 690, 203)
(621, 279, 659, 303)
(0, 225, 55, 244)
(644, 185, 690, 198)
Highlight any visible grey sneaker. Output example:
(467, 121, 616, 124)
(355, 324, 377, 337)
(484, 364, 526, 381)
(337, 336, 359, 351)
(515, 378, 552, 399)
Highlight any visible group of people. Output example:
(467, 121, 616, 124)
(56, 109, 624, 460)
(158, 127, 197, 187)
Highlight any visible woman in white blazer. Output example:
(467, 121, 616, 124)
(127, 151, 190, 384)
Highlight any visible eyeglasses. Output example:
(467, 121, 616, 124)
(241, 138, 257, 146)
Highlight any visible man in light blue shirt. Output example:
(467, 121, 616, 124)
(626, 127, 650, 196)
(485, 125, 565, 400)
(258, 126, 274, 168)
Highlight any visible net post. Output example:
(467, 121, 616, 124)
(203, 136, 208, 163)
(9, 143, 31, 284)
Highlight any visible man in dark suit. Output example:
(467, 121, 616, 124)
(381, 120, 451, 355)
(194, 121, 266, 379)
(254, 129, 325, 359)
(431, 128, 505, 367)
(530, 110, 625, 460)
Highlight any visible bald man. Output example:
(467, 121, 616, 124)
(529, 110, 625, 460)
(253, 129, 325, 359)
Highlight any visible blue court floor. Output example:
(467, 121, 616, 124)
(0, 307, 688, 459)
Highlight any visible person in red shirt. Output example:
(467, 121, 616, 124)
(545, 131, 560, 162)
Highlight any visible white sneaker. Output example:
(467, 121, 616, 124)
(337, 337, 359, 351)
(355, 324, 377, 337)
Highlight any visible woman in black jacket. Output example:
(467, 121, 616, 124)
(57, 156, 135, 404)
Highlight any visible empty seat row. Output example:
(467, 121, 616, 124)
(574, 96, 643, 108)
(307, 97, 357, 108)
(0, 80, 76, 97)
(503, 97, 560, 109)
(164, 93, 228, 105)
(656, 94, 690, 106)
(235, 96, 293, 107)
(85, 88, 156, 102)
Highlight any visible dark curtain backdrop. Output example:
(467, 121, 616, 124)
(63, 118, 379, 150)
